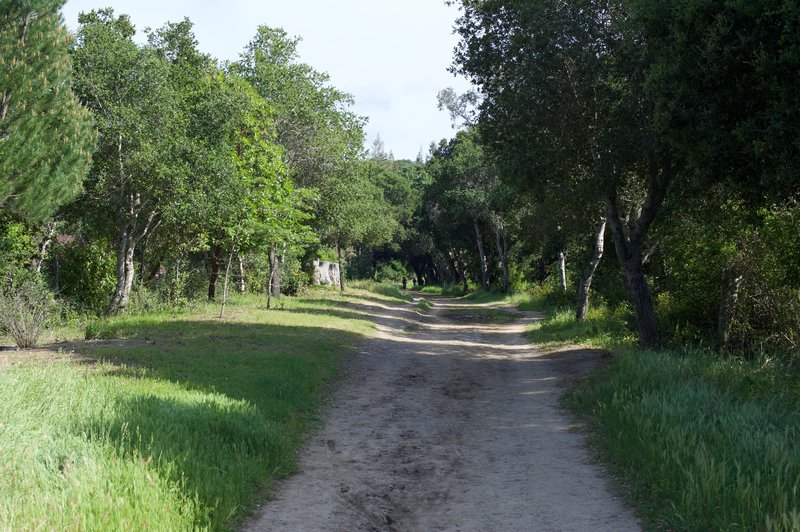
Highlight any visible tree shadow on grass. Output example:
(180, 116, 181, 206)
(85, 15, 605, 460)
(65, 318, 372, 527)
(78, 390, 293, 530)
(277, 305, 417, 332)
(77, 320, 368, 425)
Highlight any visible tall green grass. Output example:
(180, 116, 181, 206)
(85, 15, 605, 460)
(419, 283, 469, 297)
(0, 290, 379, 530)
(565, 351, 800, 530)
(526, 306, 636, 348)
(347, 280, 413, 302)
(510, 285, 800, 529)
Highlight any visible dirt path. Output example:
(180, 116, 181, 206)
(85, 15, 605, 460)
(243, 296, 639, 531)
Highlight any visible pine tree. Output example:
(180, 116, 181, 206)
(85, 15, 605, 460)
(0, 0, 96, 222)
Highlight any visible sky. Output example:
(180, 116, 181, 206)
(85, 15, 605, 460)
(60, 0, 473, 161)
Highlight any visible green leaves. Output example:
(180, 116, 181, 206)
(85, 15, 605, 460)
(235, 26, 365, 188)
(0, 0, 96, 222)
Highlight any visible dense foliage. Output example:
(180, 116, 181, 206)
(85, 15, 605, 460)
(430, 0, 800, 355)
(1, 1, 797, 357)
(0, 6, 407, 327)
(0, 0, 96, 223)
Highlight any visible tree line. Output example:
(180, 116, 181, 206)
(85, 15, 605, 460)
(419, 0, 799, 353)
(2, 0, 798, 358)
(1, 1, 410, 322)
(356, 0, 799, 357)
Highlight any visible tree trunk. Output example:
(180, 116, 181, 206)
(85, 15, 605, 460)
(107, 207, 160, 316)
(412, 264, 424, 287)
(718, 272, 744, 350)
(558, 251, 567, 292)
(138, 234, 148, 290)
(237, 254, 246, 294)
(495, 226, 509, 293)
(606, 195, 660, 349)
(474, 219, 490, 291)
(446, 251, 459, 285)
(107, 232, 136, 316)
(219, 244, 237, 319)
(337, 242, 345, 291)
(266, 267, 274, 310)
(268, 244, 281, 299)
(576, 218, 607, 321)
(536, 258, 549, 285)
(29, 220, 57, 273)
(170, 257, 181, 305)
(208, 244, 222, 301)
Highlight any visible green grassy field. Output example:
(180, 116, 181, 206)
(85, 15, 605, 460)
(517, 297, 800, 530)
(0, 286, 404, 530)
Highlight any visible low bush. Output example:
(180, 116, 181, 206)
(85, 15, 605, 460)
(49, 238, 116, 315)
(0, 274, 58, 348)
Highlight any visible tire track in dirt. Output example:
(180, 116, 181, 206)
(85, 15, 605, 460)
(243, 296, 639, 531)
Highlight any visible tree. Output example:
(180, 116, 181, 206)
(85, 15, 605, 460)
(317, 163, 399, 291)
(234, 26, 364, 286)
(72, 10, 184, 315)
(235, 26, 364, 187)
(452, 0, 676, 348)
(426, 130, 499, 291)
(0, 0, 95, 222)
(226, 78, 316, 304)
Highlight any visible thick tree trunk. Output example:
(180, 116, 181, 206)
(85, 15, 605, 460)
(474, 219, 490, 291)
(208, 244, 222, 301)
(718, 272, 744, 350)
(606, 195, 660, 349)
(337, 243, 345, 291)
(107, 210, 158, 316)
(536, 258, 550, 285)
(576, 218, 607, 321)
(558, 251, 567, 291)
(446, 252, 459, 285)
(495, 226, 509, 293)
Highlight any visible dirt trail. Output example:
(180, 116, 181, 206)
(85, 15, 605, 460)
(243, 296, 639, 531)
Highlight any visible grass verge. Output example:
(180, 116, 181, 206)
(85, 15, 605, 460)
(515, 292, 800, 530)
(0, 288, 383, 530)
(564, 350, 800, 530)
(419, 284, 468, 297)
(525, 306, 636, 348)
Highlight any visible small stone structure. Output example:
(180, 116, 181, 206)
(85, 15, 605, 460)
(313, 260, 340, 287)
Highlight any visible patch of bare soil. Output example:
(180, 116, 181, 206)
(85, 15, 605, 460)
(0, 339, 152, 371)
(243, 297, 640, 531)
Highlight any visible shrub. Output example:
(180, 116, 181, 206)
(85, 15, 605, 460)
(0, 275, 58, 348)
(50, 238, 116, 314)
(374, 259, 409, 283)
(0, 220, 36, 280)
(281, 257, 311, 296)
